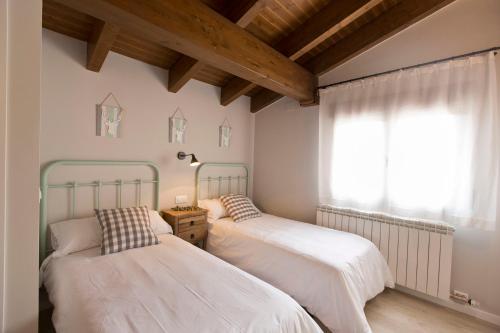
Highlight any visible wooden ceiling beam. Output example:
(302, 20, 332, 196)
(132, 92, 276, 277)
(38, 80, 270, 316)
(306, 0, 456, 75)
(56, 0, 316, 103)
(277, 0, 375, 62)
(251, 0, 456, 113)
(221, 77, 258, 106)
(222, 0, 374, 107)
(168, 56, 206, 93)
(87, 20, 120, 71)
(168, 0, 265, 93)
(250, 89, 283, 113)
(250, 88, 318, 113)
(225, 0, 267, 27)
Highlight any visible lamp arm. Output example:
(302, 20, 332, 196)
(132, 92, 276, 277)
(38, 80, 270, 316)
(177, 151, 194, 160)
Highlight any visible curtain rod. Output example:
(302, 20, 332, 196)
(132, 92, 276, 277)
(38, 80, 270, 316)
(318, 46, 500, 90)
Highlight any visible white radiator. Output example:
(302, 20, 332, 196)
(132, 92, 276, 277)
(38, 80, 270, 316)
(316, 206, 455, 300)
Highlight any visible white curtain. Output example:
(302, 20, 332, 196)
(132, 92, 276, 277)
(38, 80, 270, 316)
(319, 52, 499, 230)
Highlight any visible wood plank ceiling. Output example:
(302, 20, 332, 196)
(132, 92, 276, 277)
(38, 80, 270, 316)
(43, 0, 455, 113)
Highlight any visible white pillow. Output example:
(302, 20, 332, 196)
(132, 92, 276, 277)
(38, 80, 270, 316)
(49, 216, 101, 255)
(49, 210, 172, 255)
(149, 210, 173, 235)
(198, 198, 228, 220)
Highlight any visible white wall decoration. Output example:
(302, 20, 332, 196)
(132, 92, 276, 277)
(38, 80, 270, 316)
(96, 92, 123, 138)
(169, 107, 187, 144)
(219, 117, 232, 148)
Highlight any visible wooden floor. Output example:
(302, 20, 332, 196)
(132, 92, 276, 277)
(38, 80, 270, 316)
(364, 289, 500, 333)
(40, 288, 500, 333)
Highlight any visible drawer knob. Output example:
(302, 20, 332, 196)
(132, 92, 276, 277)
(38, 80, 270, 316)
(190, 221, 194, 226)
(190, 233, 195, 239)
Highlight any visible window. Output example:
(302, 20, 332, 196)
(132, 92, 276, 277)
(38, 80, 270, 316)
(319, 52, 498, 229)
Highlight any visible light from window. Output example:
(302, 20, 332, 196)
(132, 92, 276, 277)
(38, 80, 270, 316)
(387, 108, 463, 212)
(330, 107, 467, 214)
(331, 113, 385, 206)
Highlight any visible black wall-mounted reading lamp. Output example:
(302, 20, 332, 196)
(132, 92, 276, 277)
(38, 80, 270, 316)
(177, 151, 200, 167)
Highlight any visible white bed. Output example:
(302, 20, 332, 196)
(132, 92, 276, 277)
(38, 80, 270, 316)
(43, 233, 322, 333)
(206, 213, 395, 333)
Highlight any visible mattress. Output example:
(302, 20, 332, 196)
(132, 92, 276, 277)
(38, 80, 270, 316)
(42, 234, 322, 333)
(207, 214, 394, 333)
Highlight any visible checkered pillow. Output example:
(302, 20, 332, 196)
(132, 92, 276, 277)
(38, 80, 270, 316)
(95, 206, 159, 255)
(220, 194, 261, 222)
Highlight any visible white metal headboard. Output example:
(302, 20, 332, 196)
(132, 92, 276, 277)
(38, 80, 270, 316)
(195, 162, 248, 202)
(39, 160, 160, 264)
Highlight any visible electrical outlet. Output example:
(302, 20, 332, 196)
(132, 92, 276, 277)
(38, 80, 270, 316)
(175, 195, 188, 204)
(469, 299, 480, 307)
(451, 290, 469, 302)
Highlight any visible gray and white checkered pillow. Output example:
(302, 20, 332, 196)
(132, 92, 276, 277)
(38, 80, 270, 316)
(95, 206, 159, 255)
(220, 194, 261, 222)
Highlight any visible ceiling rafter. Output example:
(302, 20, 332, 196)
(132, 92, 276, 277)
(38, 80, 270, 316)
(168, 0, 268, 93)
(250, 0, 456, 113)
(54, 0, 316, 104)
(43, 0, 460, 114)
(250, 89, 283, 113)
(221, 0, 374, 107)
(306, 0, 456, 75)
(87, 20, 120, 72)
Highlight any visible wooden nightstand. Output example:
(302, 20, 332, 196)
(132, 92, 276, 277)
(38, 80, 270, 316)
(162, 208, 208, 249)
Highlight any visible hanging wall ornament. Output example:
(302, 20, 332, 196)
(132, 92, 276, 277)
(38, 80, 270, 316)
(219, 117, 232, 148)
(169, 107, 187, 144)
(96, 92, 124, 138)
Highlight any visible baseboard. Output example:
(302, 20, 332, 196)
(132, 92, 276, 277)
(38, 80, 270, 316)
(395, 285, 500, 327)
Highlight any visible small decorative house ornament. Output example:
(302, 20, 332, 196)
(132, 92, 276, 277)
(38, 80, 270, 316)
(96, 92, 123, 138)
(169, 107, 187, 144)
(219, 117, 232, 148)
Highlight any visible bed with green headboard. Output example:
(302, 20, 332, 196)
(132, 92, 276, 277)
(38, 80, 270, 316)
(194, 162, 249, 203)
(39, 159, 160, 264)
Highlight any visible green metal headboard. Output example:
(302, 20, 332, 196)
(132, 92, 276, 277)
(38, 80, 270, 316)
(39, 160, 160, 264)
(195, 162, 249, 203)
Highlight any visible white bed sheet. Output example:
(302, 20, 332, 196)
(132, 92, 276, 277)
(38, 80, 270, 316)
(207, 214, 394, 333)
(43, 234, 322, 333)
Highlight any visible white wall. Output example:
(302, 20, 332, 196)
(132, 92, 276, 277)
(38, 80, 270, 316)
(253, 0, 500, 319)
(253, 99, 318, 223)
(41, 29, 254, 211)
(3, 0, 42, 332)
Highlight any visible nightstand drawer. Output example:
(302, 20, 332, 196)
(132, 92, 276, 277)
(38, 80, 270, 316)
(179, 215, 205, 226)
(178, 225, 207, 243)
(178, 219, 206, 232)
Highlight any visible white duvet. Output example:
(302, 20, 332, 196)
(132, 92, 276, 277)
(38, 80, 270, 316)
(42, 234, 322, 333)
(207, 214, 394, 333)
